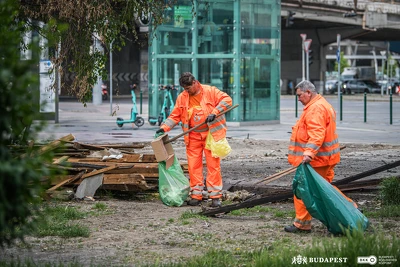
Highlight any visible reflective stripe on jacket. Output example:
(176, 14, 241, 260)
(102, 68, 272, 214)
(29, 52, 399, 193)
(288, 94, 340, 167)
(160, 84, 233, 145)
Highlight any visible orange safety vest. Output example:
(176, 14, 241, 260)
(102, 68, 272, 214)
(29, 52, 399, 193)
(288, 94, 340, 167)
(161, 84, 232, 145)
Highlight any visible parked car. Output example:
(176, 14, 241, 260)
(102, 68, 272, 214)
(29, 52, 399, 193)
(325, 80, 339, 94)
(341, 80, 381, 94)
(377, 79, 399, 93)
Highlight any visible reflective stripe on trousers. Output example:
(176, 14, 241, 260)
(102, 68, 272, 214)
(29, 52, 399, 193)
(186, 132, 222, 200)
(293, 164, 357, 230)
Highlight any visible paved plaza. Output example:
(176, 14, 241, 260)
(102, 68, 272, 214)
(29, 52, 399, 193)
(38, 95, 400, 145)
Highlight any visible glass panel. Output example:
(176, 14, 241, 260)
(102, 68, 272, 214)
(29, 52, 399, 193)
(148, 58, 192, 118)
(241, 2, 279, 56)
(240, 57, 278, 121)
(197, 1, 234, 54)
(157, 1, 193, 54)
(197, 58, 234, 120)
(148, 0, 281, 123)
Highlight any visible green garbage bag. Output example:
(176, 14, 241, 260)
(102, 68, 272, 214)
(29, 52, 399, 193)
(293, 164, 369, 235)
(158, 156, 190, 207)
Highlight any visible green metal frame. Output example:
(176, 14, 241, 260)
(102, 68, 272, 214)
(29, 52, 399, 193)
(148, 0, 281, 124)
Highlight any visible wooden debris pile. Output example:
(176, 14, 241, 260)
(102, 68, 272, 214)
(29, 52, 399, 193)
(20, 134, 188, 197)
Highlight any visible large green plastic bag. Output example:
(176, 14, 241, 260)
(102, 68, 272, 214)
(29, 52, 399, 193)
(293, 164, 369, 234)
(158, 156, 190, 207)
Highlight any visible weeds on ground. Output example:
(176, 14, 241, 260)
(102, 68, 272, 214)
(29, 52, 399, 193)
(379, 176, 400, 205)
(0, 259, 83, 267)
(180, 210, 209, 221)
(33, 205, 90, 238)
(229, 205, 295, 219)
(364, 205, 400, 218)
(157, 229, 399, 267)
(364, 177, 400, 218)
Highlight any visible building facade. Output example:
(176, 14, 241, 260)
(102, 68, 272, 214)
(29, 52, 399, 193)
(148, 0, 281, 125)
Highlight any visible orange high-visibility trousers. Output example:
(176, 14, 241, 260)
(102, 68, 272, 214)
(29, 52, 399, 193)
(186, 132, 223, 200)
(293, 164, 357, 230)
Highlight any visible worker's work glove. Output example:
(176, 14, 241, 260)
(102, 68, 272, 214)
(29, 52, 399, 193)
(154, 128, 165, 138)
(206, 114, 216, 123)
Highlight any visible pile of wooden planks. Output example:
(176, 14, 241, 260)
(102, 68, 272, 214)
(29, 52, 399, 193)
(31, 134, 188, 197)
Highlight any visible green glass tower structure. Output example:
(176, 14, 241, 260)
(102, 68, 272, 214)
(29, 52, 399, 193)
(148, 0, 281, 125)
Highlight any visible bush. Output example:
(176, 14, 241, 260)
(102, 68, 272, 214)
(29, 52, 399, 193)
(379, 177, 400, 205)
(0, 0, 54, 246)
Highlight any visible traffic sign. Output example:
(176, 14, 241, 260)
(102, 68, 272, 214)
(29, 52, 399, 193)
(336, 50, 341, 62)
(304, 39, 312, 52)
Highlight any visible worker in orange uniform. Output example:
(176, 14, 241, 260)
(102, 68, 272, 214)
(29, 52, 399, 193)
(285, 80, 358, 233)
(155, 72, 233, 207)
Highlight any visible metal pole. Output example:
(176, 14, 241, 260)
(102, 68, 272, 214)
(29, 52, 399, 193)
(364, 92, 367, 123)
(390, 90, 393, 125)
(340, 93, 343, 121)
(386, 43, 390, 95)
(301, 37, 305, 81)
(295, 94, 298, 118)
(337, 34, 341, 117)
(381, 58, 385, 96)
(306, 50, 309, 81)
(140, 89, 143, 114)
(55, 41, 61, 124)
(110, 41, 113, 116)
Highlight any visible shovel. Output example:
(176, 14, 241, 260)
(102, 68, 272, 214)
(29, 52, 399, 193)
(151, 104, 239, 168)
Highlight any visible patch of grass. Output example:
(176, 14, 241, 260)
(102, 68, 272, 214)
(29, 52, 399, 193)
(273, 209, 295, 219)
(180, 210, 208, 221)
(379, 177, 400, 205)
(159, 249, 257, 267)
(273, 210, 286, 218)
(33, 205, 90, 238)
(0, 258, 83, 266)
(230, 205, 272, 216)
(158, 229, 400, 267)
(92, 202, 107, 211)
(364, 205, 400, 218)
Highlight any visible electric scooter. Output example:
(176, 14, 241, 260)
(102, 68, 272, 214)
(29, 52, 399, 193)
(148, 85, 177, 126)
(116, 88, 145, 128)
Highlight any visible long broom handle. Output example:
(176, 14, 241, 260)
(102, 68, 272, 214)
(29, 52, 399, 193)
(165, 104, 239, 144)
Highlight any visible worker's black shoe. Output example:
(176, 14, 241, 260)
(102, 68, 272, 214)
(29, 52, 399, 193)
(211, 198, 222, 208)
(187, 198, 201, 206)
(284, 225, 311, 233)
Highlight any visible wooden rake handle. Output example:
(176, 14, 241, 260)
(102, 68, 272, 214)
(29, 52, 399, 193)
(255, 146, 347, 186)
(165, 104, 239, 144)
(254, 166, 297, 185)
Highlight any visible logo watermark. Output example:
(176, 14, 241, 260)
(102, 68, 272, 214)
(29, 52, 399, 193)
(291, 254, 397, 265)
(357, 255, 397, 265)
(357, 256, 377, 265)
(291, 255, 348, 265)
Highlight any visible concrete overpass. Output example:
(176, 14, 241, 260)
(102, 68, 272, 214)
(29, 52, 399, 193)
(280, 0, 400, 88)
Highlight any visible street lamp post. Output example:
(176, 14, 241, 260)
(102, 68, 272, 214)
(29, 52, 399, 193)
(380, 50, 386, 96)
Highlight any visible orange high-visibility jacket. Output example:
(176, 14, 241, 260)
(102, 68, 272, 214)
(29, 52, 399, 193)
(288, 94, 340, 167)
(161, 84, 232, 145)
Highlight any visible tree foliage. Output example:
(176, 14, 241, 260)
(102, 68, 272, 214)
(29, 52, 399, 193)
(19, 0, 175, 102)
(385, 55, 399, 78)
(0, 0, 56, 246)
(334, 52, 350, 74)
(0, 0, 176, 246)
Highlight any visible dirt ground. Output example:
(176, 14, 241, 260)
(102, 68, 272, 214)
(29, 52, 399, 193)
(1, 139, 400, 266)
